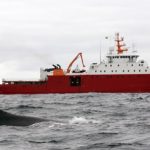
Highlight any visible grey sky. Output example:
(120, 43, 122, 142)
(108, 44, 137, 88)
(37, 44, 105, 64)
(0, 0, 150, 79)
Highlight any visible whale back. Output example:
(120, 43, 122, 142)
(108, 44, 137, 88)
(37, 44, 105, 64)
(0, 109, 47, 126)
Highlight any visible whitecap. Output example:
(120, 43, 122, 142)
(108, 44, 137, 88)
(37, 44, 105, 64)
(49, 123, 65, 128)
(69, 116, 100, 125)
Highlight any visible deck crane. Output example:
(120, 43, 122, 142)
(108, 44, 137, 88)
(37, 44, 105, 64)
(66, 52, 85, 73)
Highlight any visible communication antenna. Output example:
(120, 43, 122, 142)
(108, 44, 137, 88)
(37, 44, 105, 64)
(132, 43, 137, 53)
(100, 41, 102, 64)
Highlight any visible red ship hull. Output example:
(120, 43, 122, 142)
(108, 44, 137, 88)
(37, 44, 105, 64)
(0, 74, 150, 94)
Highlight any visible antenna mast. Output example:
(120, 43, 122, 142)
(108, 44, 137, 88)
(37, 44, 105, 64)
(100, 41, 102, 64)
(115, 33, 128, 54)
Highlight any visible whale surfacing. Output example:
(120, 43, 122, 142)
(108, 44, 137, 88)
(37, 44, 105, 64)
(0, 110, 47, 126)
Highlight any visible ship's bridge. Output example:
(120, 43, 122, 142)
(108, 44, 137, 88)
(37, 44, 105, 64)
(88, 33, 150, 75)
(106, 54, 139, 63)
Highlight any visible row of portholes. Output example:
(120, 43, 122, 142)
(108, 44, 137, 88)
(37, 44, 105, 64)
(123, 70, 148, 72)
(95, 70, 148, 73)
(105, 64, 144, 67)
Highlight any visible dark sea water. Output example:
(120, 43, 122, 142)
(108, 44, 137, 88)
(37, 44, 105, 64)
(0, 93, 150, 150)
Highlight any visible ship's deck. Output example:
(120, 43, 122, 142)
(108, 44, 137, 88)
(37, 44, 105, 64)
(2, 80, 47, 85)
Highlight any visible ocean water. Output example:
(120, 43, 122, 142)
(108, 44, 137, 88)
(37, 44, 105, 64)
(0, 93, 150, 150)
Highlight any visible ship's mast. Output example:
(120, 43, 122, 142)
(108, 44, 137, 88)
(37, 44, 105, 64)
(115, 33, 128, 54)
(99, 41, 102, 63)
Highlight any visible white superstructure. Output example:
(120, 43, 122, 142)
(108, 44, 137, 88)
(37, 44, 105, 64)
(40, 33, 150, 80)
(88, 33, 150, 75)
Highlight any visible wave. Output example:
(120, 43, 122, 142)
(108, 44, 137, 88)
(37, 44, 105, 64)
(4, 105, 43, 110)
(15, 105, 43, 109)
(49, 122, 65, 128)
(78, 142, 143, 149)
(48, 116, 100, 129)
(28, 139, 63, 144)
(69, 116, 100, 125)
(49, 102, 73, 106)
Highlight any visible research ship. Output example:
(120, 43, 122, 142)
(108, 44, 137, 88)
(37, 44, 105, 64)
(0, 33, 150, 94)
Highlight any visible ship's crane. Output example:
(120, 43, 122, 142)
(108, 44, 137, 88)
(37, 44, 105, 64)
(67, 52, 85, 73)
